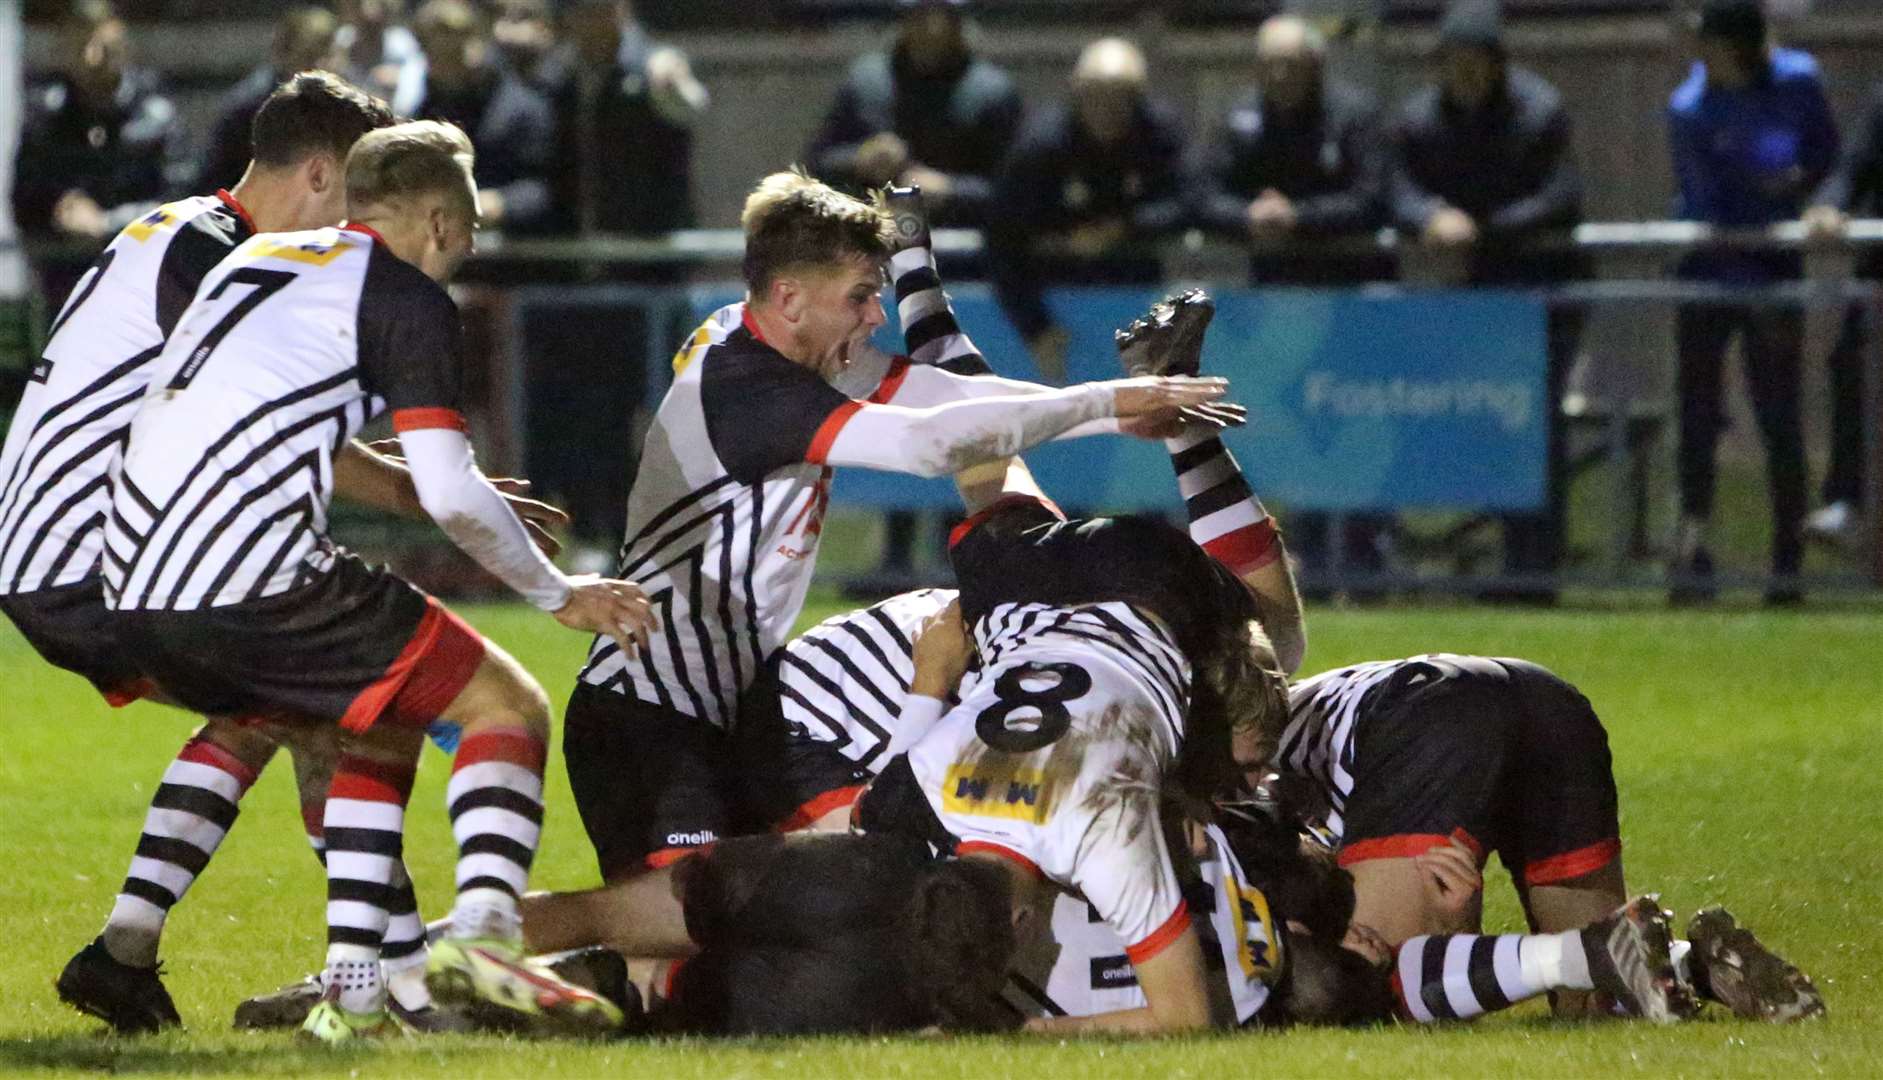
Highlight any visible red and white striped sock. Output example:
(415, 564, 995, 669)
(1165, 427, 1280, 576)
(321, 753, 415, 1014)
(102, 736, 260, 968)
(445, 728, 546, 939)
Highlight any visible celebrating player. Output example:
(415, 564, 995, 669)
(0, 73, 411, 1035)
(99, 119, 652, 1042)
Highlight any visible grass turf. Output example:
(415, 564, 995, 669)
(3, 596, 1879, 1078)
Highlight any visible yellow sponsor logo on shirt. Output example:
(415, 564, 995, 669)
(124, 203, 187, 242)
(1225, 875, 1282, 980)
(247, 238, 355, 267)
(941, 764, 1056, 823)
(671, 321, 714, 375)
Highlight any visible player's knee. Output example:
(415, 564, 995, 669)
(456, 650, 552, 740)
(196, 716, 280, 771)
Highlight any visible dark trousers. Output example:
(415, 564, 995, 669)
(1674, 303, 1806, 576)
(1501, 305, 1580, 576)
(1823, 302, 1868, 506)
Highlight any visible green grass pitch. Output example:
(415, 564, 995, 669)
(3, 596, 1879, 1078)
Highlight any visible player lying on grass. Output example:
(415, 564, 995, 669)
(558, 173, 1235, 905)
(0, 73, 430, 1037)
(99, 119, 657, 1043)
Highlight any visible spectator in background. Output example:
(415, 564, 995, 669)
(409, 0, 558, 233)
(12, 0, 180, 309)
(194, 6, 340, 193)
(1802, 83, 1883, 547)
(1192, 13, 1392, 592)
(1388, 0, 1586, 604)
(336, 0, 426, 118)
(491, 0, 559, 92)
(988, 37, 1190, 382)
(1666, 0, 1838, 604)
(551, 0, 708, 236)
(806, 0, 1020, 230)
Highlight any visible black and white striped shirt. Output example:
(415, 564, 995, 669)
(104, 223, 465, 610)
(0, 193, 249, 595)
(577, 302, 909, 728)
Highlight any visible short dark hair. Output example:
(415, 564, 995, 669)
(740, 169, 896, 294)
(249, 71, 394, 170)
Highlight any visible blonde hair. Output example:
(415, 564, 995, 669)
(740, 168, 896, 293)
(344, 120, 477, 219)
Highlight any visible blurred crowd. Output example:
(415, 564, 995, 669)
(11, 0, 1883, 599)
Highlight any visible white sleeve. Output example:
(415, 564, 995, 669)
(1072, 746, 1191, 964)
(886, 693, 947, 759)
(821, 384, 1114, 479)
(398, 427, 572, 612)
(885, 364, 1122, 441)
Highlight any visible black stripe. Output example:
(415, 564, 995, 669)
(0, 345, 159, 512)
(120, 472, 160, 518)
(448, 786, 545, 825)
(1466, 935, 1512, 1013)
(323, 826, 404, 858)
(687, 531, 731, 721)
(777, 680, 852, 748)
(636, 586, 675, 710)
(1087, 607, 1189, 703)
(199, 491, 317, 604)
(1169, 437, 1227, 474)
(387, 877, 419, 916)
(134, 834, 213, 876)
(902, 310, 956, 356)
(715, 491, 745, 696)
(1419, 936, 1459, 1020)
(243, 513, 313, 602)
(893, 266, 941, 303)
(780, 650, 892, 748)
(0, 394, 138, 554)
(158, 447, 325, 608)
(614, 475, 739, 568)
(2, 454, 118, 591)
(381, 936, 425, 959)
(614, 489, 740, 581)
(1007, 974, 1067, 1018)
(120, 876, 179, 911)
(44, 510, 107, 585)
(740, 481, 765, 688)
(1043, 626, 1186, 749)
(457, 874, 520, 900)
(327, 877, 397, 907)
(327, 926, 383, 947)
(649, 581, 708, 722)
(804, 634, 901, 719)
(865, 603, 913, 654)
(460, 833, 535, 868)
(150, 781, 241, 830)
(831, 613, 908, 691)
(1186, 477, 1255, 522)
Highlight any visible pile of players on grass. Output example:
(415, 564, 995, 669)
(3, 71, 1823, 1042)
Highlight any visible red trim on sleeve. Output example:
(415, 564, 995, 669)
(178, 735, 262, 791)
(774, 784, 868, 833)
(867, 356, 912, 404)
(339, 220, 385, 244)
(956, 841, 1043, 879)
(1524, 837, 1621, 886)
(337, 599, 486, 736)
(946, 493, 1068, 550)
(1124, 900, 1192, 966)
(1202, 519, 1281, 576)
(1337, 828, 1485, 868)
(805, 400, 864, 465)
(645, 844, 712, 870)
(392, 407, 468, 433)
(215, 189, 257, 234)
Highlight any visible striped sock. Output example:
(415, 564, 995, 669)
(381, 862, 432, 1011)
(1166, 427, 1280, 576)
(888, 234, 991, 374)
(101, 736, 261, 968)
(322, 754, 415, 1014)
(1393, 931, 1592, 1023)
(445, 729, 546, 939)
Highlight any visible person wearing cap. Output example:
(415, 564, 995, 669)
(1386, 0, 1586, 604)
(807, 0, 1019, 231)
(987, 37, 1192, 382)
(1801, 83, 1883, 547)
(1667, 0, 1840, 605)
(1191, 14, 1393, 593)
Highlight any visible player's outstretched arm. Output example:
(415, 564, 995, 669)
(822, 375, 1229, 479)
(1023, 927, 1214, 1034)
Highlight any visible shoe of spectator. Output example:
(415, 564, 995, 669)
(1804, 500, 1859, 546)
(1115, 290, 1214, 378)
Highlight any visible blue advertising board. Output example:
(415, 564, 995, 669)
(686, 284, 1547, 512)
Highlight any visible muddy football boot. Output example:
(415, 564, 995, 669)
(1687, 906, 1825, 1023)
(1115, 289, 1215, 378)
(1582, 895, 1695, 1023)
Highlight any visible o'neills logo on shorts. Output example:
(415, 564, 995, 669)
(1089, 955, 1137, 990)
(666, 830, 717, 846)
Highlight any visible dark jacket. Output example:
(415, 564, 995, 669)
(807, 44, 1021, 228)
(195, 64, 280, 195)
(413, 67, 558, 235)
(1818, 82, 1883, 279)
(11, 69, 180, 238)
(1193, 80, 1390, 284)
(542, 28, 697, 235)
(1389, 66, 1584, 284)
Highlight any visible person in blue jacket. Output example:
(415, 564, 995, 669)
(1666, 0, 1839, 605)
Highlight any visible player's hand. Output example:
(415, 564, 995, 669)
(55, 190, 110, 238)
(1424, 207, 1478, 247)
(1246, 189, 1297, 241)
(1119, 401, 1248, 440)
(492, 478, 569, 558)
(910, 598, 972, 698)
(1804, 204, 1849, 246)
(1415, 837, 1482, 931)
(1341, 922, 1393, 968)
(1109, 375, 1230, 421)
(553, 575, 657, 656)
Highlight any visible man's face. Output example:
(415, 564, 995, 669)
(1697, 36, 1755, 90)
(788, 255, 887, 379)
(417, 24, 476, 86)
(900, 9, 965, 75)
(1259, 49, 1320, 114)
(1074, 80, 1139, 146)
(418, 182, 480, 283)
(68, 18, 127, 96)
(1439, 46, 1500, 111)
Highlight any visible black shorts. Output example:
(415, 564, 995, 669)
(728, 661, 872, 833)
(563, 682, 735, 879)
(0, 577, 152, 704)
(1337, 657, 1621, 887)
(110, 552, 485, 732)
(947, 495, 1254, 659)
